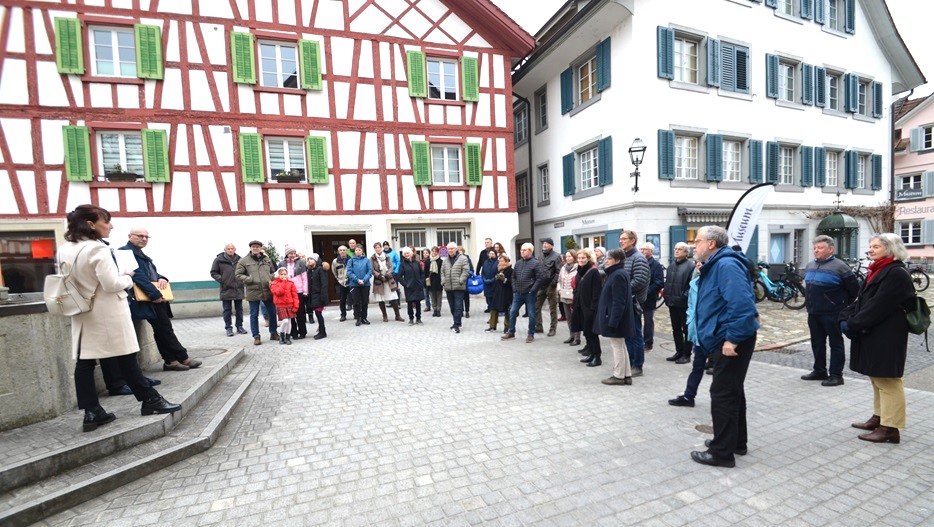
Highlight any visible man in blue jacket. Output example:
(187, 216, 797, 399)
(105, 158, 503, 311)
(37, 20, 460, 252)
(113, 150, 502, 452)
(690, 226, 759, 468)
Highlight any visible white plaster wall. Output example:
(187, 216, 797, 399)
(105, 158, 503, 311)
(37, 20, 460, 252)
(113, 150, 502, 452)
(161, 70, 184, 110)
(277, 0, 296, 26)
(201, 24, 228, 65)
(359, 174, 381, 209)
(337, 131, 360, 169)
(47, 171, 62, 212)
(171, 174, 193, 211)
(0, 59, 28, 106)
(126, 187, 148, 212)
(2, 119, 33, 164)
(116, 83, 139, 109)
(340, 174, 357, 210)
(189, 71, 215, 112)
(173, 124, 189, 166)
(37, 62, 70, 107)
(16, 171, 37, 213)
(164, 20, 180, 63)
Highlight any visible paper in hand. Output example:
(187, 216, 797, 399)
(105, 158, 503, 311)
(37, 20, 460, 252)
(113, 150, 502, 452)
(114, 249, 139, 275)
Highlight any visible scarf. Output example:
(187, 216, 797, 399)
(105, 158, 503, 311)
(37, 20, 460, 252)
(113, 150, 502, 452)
(374, 252, 389, 273)
(564, 262, 577, 274)
(865, 256, 895, 286)
(429, 256, 440, 275)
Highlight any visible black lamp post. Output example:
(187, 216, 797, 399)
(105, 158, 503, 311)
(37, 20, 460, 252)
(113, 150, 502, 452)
(628, 138, 646, 193)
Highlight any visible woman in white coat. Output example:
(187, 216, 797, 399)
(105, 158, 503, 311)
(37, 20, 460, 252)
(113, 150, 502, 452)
(58, 205, 181, 432)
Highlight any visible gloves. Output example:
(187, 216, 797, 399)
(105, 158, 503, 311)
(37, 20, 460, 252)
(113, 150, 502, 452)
(495, 273, 505, 282)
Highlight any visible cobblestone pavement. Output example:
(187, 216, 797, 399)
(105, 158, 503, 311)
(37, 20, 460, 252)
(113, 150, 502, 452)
(40, 301, 934, 526)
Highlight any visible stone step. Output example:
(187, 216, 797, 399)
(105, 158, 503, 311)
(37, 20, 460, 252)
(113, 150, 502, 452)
(0, 357, 258, 527)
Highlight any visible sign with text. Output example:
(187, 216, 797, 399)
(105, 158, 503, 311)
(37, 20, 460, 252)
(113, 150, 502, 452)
(896, 188, 923, 201)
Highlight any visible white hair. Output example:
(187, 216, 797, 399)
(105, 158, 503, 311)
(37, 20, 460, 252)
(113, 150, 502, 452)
(521, 242, 534, 252)
(402, 247, 413, 256)
(675, 242, 689, 251)
(639, 242, 655, 251)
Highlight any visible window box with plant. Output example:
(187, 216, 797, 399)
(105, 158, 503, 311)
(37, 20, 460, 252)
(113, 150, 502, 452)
(105, 163, 141, 182)
(274, 170, 305, 183)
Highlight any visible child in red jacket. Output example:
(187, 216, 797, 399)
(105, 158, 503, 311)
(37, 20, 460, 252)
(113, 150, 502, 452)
(270, 267, 299, 345)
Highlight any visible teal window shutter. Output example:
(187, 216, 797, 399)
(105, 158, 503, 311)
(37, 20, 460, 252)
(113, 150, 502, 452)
(598, 136, 613, 186)
(800, 146, 813, 187)
(766, 54, 779, 99)
(800, 0, 813, 20)
(801, 64, 813, 105)
(239, 133, 264, 183)
(62, 126, 92, 182)
(844, 150, 857, 189)
(411, 141, 431, 185)
(765, 0, 777, 8)
(872, 81, 883, 118)
(746, 226, 759, 263)
(668, 225, 687, 265)
(141, 129, 170, 183)
(749, 140, 763, 183)
(720, 42, 734, 91)
(306, 136, 329, 184)
(134, 24, 163, 80)
(406, 51, 427, 98)
(55, 18, 85, 75)
(910, 128, 923, 152)
(230, 32, 256, 84)
(707, 39, 720, 88)
(705, 134, 723, 182)
(656, 26, 674, 80)
(606, 229, 623, 250)
(844, 0, 855, 33)
(560, 67, 573, 114)
(562, 153, 575, 196)
(766, 141, 780, 183)
(461, 56, 479, 102)
(596, 37, 611, 92)
(814, 67, 827, 107)
(299, 40, 323, 90)
(871, 154, 882, 190)
(844, 73, 858, 113)
(658, 129, 675, 180)
(814, 0, 826, 24)
(734, 46, 750, 94)
(814, 147, 826, 187)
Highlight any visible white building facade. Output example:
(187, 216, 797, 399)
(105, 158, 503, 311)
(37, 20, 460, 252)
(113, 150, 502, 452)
(512, 0, 924, 266)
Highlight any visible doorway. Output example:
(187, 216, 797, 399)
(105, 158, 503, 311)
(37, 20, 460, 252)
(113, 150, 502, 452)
(312, 232, 367, 302)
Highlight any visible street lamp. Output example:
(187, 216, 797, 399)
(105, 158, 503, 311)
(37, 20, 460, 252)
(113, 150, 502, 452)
(628, 138, 646, 193)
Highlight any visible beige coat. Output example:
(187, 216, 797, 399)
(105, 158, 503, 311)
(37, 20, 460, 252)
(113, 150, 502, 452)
(57, 239, 139, 359)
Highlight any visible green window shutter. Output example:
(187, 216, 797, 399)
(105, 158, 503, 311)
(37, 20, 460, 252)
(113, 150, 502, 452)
(55, 18, 84, 75)
(562, 152, 575, 195)
(766, 141, 779, 183)
(411, 141, 431, 185)
(707, 38, 720, 88)
(844, 150, 857, 189)
(597, 136, 613, 186)
(814, 147, 826, 187)
(407, 51, 427, 98)
(62, 126, 92, 182)
(461, 56, 479, 102)
(465, 142, 482, 186)
(306, 136, 328, 184)
(596, 37, 611, 92)
(705, 134, 723, 182)
(872, 81, 883, 118)
(658, 129, 675, 180)
(299, 39, 323, 90)
(871, 154, 882, 190)
(749, 140, 763, 183)
(239, 133, 264, 183)
(765, 54, 779, 99)
(800, 146, 813, 187)
(814, 67, 827, 107)
(560, 68, 573, 114)
(141, 129, 170, 183)
(656, 26, 674, 80)
(801, 64, 813, 105)
(134, 24, 163, 80)
(230, 32, 256, 85)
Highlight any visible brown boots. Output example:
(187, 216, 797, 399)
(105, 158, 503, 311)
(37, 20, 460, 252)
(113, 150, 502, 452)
(852, 415, 899, 444)
(851, 415, 880, 431)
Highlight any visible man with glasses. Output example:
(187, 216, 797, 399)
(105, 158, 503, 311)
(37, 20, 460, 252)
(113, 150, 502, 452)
(122, 229, 202, 371)
(618, 231, 649, 376)
(689, 226, 759, 468)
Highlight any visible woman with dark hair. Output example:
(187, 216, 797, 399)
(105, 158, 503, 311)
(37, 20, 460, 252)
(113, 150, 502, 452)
(493, 242, 505, 256)
(58, 205, 180, 432)
(306, 254, 330, 339)
(480, 249, 499, 313)
(595, 248, 635, 386)
(399, 247, 425, 325)
(571, 249, 602, 367)
(427, 246, 444, 317)
(487, 254, 513, 332)
(420, 248, 433, 313)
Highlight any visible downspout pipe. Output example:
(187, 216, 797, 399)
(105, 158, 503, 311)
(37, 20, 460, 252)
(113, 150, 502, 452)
(513, 92, 535, 246)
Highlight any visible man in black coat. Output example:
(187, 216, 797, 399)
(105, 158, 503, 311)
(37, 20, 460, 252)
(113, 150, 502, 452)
(665, 242, 694, 364)
(210, 243, 247, 337)
(503, 243, 545, 343)
(534, 238, 562, 337)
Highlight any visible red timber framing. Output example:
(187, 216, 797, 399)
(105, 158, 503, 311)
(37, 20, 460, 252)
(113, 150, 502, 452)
(0, 0, 534, 219)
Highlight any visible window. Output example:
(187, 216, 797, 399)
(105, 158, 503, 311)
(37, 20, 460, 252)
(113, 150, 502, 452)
(427, 58, 458, 101)
(1, 230, 57, 293)
(828, 0, 844, 31)
(778, 0, 794, 16)
(538, 165, 550, 203)
(90, 27, 136, 77)
(514, 106, 528, 145)
(900, 221, 922, 245)
(535, 88, 547, 131)
(673, 37, 698, 84)
(779, 61, 795, 102)
(723, 140, 742, 182)
(925, 126, 934, 150)
(780, 146, 794, 185)
(259, 41, 298, 88)
(827, 73, 842, 111)
(857, 81, 868, 116)
(396, 229, 427, 249)
(857, 154, 868, 188)
(98, 131, 143, 178)
(578, 56, 597, 105)
(579, 147, 599, 190)
(826, 150, 840, 187)
(436, 228, 466, 247)
(431, 145, 461, 184)
(516, 174, 529, 210)
(675, 136, 698, 180)
(267, 137, 306, 180)
(900, 174, 922, 190)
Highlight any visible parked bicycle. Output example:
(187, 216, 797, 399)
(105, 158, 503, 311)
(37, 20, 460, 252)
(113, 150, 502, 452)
(655, 288, 666, 309)
(848, 258, 869, 288)
(908, 262, 930, 292)
(753, 262, 806, 310)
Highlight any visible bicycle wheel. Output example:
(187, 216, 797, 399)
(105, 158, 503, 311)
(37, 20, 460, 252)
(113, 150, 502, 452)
(656, 291, 666, 309)
(753, 280, 766, 303)
(910, 269, 929, 292)
(782, 282, 806, 310)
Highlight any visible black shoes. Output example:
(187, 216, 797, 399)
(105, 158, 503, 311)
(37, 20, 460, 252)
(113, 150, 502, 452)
(236, 326, 248, 334)
(83, 406, 116, 432)
(226, 328, 235, 337)
(801, 370, 829, 381)
(563, 337, 574, 344)
(340, 315, 347, 322)
(675, 355, 691, 364)
(356, 319, 362, 326)
(586, 358, 601, 367)
(705, 439, 747, 456)
(140, 396, 181, 416)
(362, 319, 371, 325)
(691, 450, 735, 468)
(631, 367, 643, 377)
(108, 385, 133, 396)
(668, 395, 694, 407)
(822, 375, 844, 387)
(580, 356, 592, 363)
(666, 352, 681, 362)
(313, 332, 327, 340)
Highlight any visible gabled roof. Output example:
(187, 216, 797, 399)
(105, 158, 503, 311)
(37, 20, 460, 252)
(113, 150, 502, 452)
(440, 0, 535, 58)
(894, 93, 934, 127)
(861, 0, 926, 94)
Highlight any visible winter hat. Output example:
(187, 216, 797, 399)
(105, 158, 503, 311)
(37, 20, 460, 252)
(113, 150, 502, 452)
(284, 245, 297, 254)
(542, 238, 554, 246)
(309, 252, 320, 261)
(248, 240, 263, 247)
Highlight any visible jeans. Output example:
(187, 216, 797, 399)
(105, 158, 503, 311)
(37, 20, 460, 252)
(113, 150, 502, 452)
(625, 315, 645, 368)
(424, 284, 432, 309)
(708, 335, 756, 460)
(407, 300, 422, 321)
(249, 299, 278, 337)
(292, 293, 307, 337)
(683, 346, 707, 401)
(808, 313, 846, 377)
(508, 291, 537, 336)
(222, 299, 244, 329)
(446, 290, 465, 327)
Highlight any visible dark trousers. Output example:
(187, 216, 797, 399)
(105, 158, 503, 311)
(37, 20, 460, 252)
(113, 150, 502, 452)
(75, 353, 158, 409)
(625, 314, 645, 368)
(99, 358, 125, 390)
(430, 290, 442, 311)
(249, 299, 277, 337)
(352, 286, 370, 320)
(407, 300, 422, 321)
(808, 313, 846, 376)
(683, 347, 707, 401)
(337, 285, 350, 317)
(708, 335, 756, 460)
(313, 309, 326, 333)
(292, 293, 307, 337)
(424, 284, 432, 309)
(583, 326, 601, 359)
(147, 302, 188, 364)
(222, 299, 244, 329)
(669, 304, 692, 356)
(643, 307, 656, 348)
(446, 290, 465, 327)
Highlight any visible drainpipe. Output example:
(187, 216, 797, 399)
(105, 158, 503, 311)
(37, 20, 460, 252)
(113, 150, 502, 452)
(513, 92, 535, 246)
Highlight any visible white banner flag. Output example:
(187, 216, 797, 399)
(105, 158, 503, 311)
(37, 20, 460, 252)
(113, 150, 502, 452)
(727, 183, 774, 253)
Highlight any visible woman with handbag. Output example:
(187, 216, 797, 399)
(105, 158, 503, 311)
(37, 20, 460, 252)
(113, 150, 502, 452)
(57, 205, 180, 432)
(842, 233, 915, 444)
(557, 250, 579, 345)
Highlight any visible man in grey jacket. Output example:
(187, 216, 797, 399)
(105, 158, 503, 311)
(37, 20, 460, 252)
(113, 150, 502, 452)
(503, 243, 545, 343)
(534, 238, 562, 336)
(235, 240, 278, 346)
(620, 231, 649, 376)
(441, 242, 470, 333)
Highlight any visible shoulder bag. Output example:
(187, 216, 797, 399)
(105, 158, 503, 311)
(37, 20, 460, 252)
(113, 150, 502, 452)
(44, 244, 96, 316)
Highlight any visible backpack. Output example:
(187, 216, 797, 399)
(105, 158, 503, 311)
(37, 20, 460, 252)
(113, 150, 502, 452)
(44, 244, 96, 316)
(905, 295, 931, 352)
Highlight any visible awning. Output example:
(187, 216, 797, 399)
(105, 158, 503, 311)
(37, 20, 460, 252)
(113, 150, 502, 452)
(677, 207, 731, 224)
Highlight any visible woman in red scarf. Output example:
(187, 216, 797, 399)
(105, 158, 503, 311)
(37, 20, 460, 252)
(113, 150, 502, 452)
(842, 233, 914, 444)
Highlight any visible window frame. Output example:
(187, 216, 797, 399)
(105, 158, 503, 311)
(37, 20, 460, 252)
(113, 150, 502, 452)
(675, 134, 699, 181)
(722, 139, 743, 183)
(578, 146, 600, 191)
(825, 149, 841, 188)
(88, 25, 137, 78)
(514, 104, 529, 147)
(258, 39, 299, 89)
(430, 144, 462, 185)
(778, 60, 796, 103)
(537, 163, 550, 205)
(899, 220, 922, 246)
(516, 171, 530, 212)
(778, 0, 795, 16)
(673, 35, 699, 84)
(96, 129, 144, 180)
(535, 86, 548, 133)
(265, 136, 307, 181)
(826, 71, 843, 112)
(856, 153, 868, 189)
(857, 80, 869, 116)
(900, 173, 922, 190)
(924, 125, 934, 150)
(577, 55, 598, 106)
(427, 57, 459, 102)
(779, 145, 795, 185)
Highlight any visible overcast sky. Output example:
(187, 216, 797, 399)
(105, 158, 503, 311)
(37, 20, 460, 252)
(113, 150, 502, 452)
(492, 0, 933, 98)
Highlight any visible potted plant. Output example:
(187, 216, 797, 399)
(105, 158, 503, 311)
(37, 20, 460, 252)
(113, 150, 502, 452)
(274, 170, 304, 183)
(105, 163, 141, 182)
